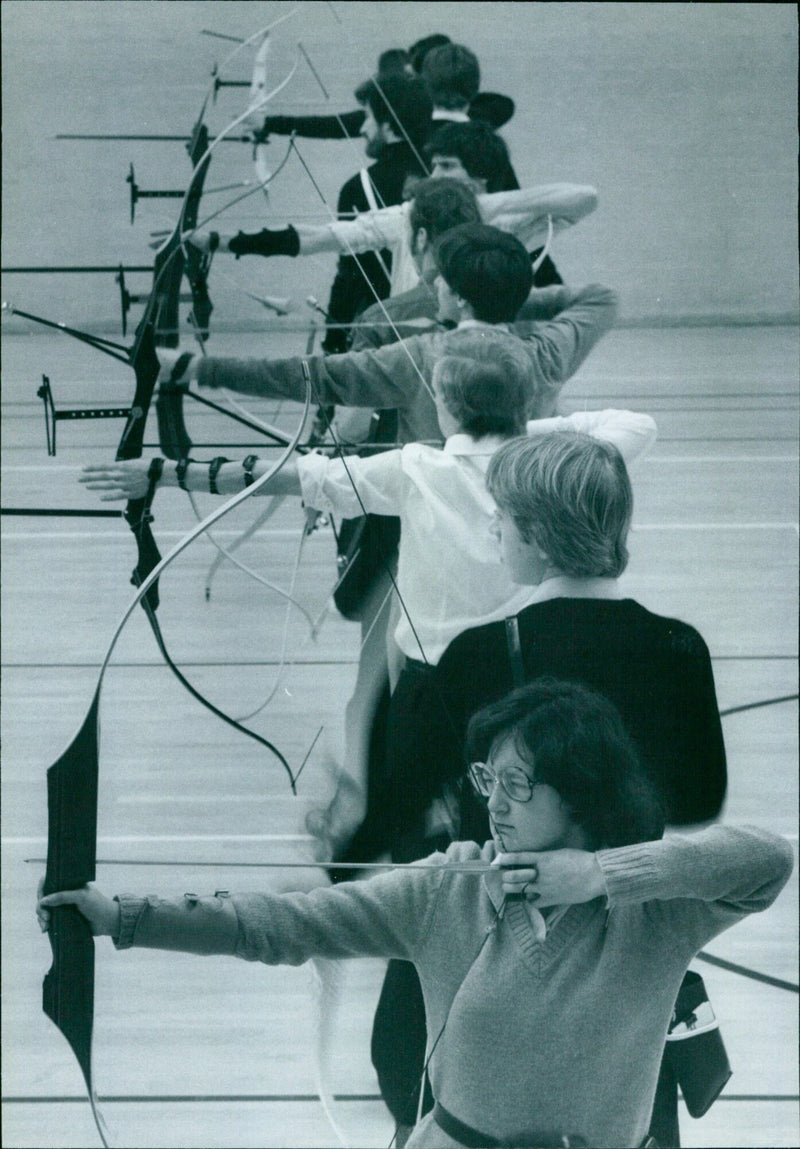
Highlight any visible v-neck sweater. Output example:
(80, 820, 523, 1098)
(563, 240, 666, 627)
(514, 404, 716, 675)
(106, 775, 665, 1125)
(115, 826, 792, 1148)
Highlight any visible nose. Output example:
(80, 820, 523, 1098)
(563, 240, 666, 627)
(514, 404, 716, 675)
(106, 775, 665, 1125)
(486, 775, 509, 814)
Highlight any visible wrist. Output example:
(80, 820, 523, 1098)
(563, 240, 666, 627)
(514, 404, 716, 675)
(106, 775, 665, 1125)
(174, 457, 196, 491)
(589, 854, 608, 899)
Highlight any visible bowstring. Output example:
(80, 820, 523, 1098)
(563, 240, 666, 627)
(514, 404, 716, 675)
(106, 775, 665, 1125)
(288, 37, 525, 1146)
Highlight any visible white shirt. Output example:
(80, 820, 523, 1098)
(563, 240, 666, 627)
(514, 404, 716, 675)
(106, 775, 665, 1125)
(297, 409, 656, 663)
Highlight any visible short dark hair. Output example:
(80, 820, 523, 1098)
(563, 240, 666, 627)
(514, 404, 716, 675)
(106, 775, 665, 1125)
(433, 223, 533, 323)
(487, 432, 634, 577)
(434, 328, 531, 438)
(465, 679, 666, 849)
(425, 121, 510, 191)
(408, 33, 451, 75)
(422, 43, 481, 108)
(377, 48, 411, 76)
(408, 177, 481, 244)
(356, 74, 433, 146)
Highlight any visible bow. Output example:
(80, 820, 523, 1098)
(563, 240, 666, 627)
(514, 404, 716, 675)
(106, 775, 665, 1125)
(41, 377, 310, 1146)
(38, 25, 315, 1140)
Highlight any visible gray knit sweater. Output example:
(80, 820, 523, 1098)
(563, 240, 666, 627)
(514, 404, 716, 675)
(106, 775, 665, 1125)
(115, 826, 793, 1149)
(195, 284, 618, 445)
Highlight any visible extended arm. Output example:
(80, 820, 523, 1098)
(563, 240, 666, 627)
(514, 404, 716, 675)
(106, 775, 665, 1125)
(158, 332, 432, 411)
(81, 447, 406, 520)
(39, 860, 449, 965)
(190, 200, 408, 260)
(257, 108, 366, 140)
(80, 456, 302, 500)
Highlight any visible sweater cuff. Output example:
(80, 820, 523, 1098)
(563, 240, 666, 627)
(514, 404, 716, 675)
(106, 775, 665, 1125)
(195, 360, 220, 390)
(113, 895, 147, 949)
(595, 843, 660, 904)
(228, 226, 300, 259)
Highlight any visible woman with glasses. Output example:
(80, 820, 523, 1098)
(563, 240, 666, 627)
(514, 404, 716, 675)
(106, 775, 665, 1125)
(38, 679, 792, 1149)
(378, 430, 730, 1143)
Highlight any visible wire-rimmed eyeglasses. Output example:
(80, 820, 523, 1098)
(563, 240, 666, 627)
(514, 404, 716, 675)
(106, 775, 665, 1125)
(468, 761, 540, 804)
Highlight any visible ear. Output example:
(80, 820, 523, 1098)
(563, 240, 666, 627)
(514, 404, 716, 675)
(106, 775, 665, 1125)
(413, 227, 429, 257)
(470, 176, 488, 195)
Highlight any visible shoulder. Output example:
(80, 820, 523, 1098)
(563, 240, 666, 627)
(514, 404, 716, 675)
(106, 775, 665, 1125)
(399, 441, 443, 467)
(440, 616, 506, 663)
(618, 601, 712, 658)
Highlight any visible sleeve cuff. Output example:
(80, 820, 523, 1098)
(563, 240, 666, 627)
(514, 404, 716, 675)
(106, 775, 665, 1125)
(113, 895, 147, 949)
(596, 843, 659, 904)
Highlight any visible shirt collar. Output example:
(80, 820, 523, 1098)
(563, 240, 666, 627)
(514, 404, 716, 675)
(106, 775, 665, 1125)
(443, 433, 507, 457)
(432, 109, 471, 122)
(456, 318, 513, 334)
(529, 576, 623, 604)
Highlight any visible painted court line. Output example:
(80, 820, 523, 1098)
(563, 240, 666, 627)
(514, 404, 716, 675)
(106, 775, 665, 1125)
(633, 522, 797, 531)
(5, 833, 314, 845)
(5, 524, 798, 543)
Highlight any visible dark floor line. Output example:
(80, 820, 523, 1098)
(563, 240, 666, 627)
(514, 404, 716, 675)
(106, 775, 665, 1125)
(1, 507, 123, 517)
(4, 656, 796, 671)
(713, 655, 798, 661)
(3, 659, 358, 670)
(720, 693, 799, 717)
(3, 1094, 382, 1104)
(4, 1093, 798, 1105)
(697, 951, 799, 993)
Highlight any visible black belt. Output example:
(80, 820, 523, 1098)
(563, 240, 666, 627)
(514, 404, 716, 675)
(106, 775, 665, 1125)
(432, 1102, 501, 1148)
(432, 1100, 658, 1148)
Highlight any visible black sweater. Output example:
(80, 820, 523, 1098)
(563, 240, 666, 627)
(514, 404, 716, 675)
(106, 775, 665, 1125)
(391, 598, 728, 840)
(323, 141, 427, 352)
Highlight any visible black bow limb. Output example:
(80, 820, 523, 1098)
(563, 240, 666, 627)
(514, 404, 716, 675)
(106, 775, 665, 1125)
(42, 687, 110, 1147)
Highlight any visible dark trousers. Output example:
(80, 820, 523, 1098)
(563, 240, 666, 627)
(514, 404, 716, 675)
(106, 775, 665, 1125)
(371, 959, 681, 1144)
(332, 659, 441, 876)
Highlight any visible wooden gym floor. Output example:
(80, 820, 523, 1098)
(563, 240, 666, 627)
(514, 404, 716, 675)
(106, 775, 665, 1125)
(1, 323, 798, 1147)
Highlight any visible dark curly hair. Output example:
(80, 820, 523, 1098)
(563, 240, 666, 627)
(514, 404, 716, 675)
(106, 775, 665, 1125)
(433, 223, 533, 323)
(355, 74, 433, 147)
(465, 679, 666, 849)
(425, 121, 511, 192)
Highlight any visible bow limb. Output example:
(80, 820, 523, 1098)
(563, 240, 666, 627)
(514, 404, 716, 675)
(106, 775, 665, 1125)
(213, 7, 301, 78)
(203, 496, 288, 598)
(177, 46, 302, 271)
(187, 490, 317, 631)
(42, 375, 309, 1141)
(247, 33, 277, 201)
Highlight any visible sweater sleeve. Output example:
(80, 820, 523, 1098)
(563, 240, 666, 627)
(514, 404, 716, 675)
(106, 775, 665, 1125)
(261, 109, 365, 140)
(523, 284, 619, 401)
(597, 825, 794, 948)
(114, 861, 449, 965)
(525, 408, 657, 464)
(195, 334, 430, 409)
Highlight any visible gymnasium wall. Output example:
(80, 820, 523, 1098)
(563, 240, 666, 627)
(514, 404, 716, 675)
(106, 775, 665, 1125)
(2, 1, 797, 331)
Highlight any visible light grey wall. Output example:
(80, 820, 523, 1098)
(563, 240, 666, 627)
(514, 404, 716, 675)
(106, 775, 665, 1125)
(2, 1, 797, 331)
